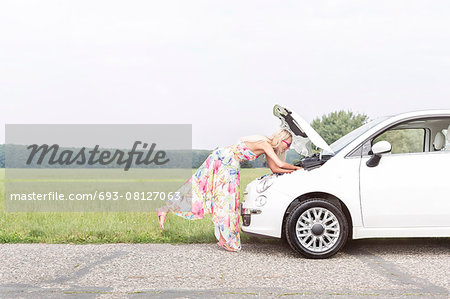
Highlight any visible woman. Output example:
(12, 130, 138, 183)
(156, 129, 301, 252)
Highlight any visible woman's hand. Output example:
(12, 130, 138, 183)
(267, 159, 302, 174)
(271, 167, 302, 174)
(280, 161, 302, 170)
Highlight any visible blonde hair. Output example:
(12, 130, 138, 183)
(238, 129, 292, 161)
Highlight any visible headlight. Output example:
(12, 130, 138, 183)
(256, 176, 275, 193)
(255, 195, 267, 207)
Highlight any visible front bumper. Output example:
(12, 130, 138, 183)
(240, 205, 261, 226)
(239, 174, 294, 238)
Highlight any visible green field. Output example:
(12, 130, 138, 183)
(0, 168, 271, 244)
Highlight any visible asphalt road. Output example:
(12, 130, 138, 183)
(0, 238, 449, 298)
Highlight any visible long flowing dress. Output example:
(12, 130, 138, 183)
(157, 140, 260, 252)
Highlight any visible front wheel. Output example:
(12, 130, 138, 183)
(285, 198, 348, 259)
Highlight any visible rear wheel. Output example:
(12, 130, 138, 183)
(285, 198, 348, 259)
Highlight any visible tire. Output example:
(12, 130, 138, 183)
(285, 198, 348, 259)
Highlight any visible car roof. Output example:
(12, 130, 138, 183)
(385, 109, 450, 120)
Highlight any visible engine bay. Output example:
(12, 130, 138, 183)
(294, 153, 332, 171)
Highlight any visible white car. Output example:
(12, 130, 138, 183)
(241, 105, 450, 258)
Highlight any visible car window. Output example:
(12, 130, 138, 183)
(373, 129, 425, 154)
(443, 129, 449, 150)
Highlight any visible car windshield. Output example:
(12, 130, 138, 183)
(328, 116, 389, 154)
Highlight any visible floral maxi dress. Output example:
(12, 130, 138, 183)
(157, 140, 260, 252)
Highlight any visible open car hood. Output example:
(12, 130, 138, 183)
(273, 104, 335, 156)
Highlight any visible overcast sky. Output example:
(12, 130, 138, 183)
(1, 1, 449, 149)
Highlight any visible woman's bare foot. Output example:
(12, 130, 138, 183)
(157, 211, 167, 230)
(217, 233, 238, 252)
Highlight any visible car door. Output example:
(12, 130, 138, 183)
(359, 124, 450, 228)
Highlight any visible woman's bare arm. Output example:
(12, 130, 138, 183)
(261, 142, 302, 173)
(266, 155, 296, 173)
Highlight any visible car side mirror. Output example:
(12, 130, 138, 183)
(366, 141, 392, 167)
